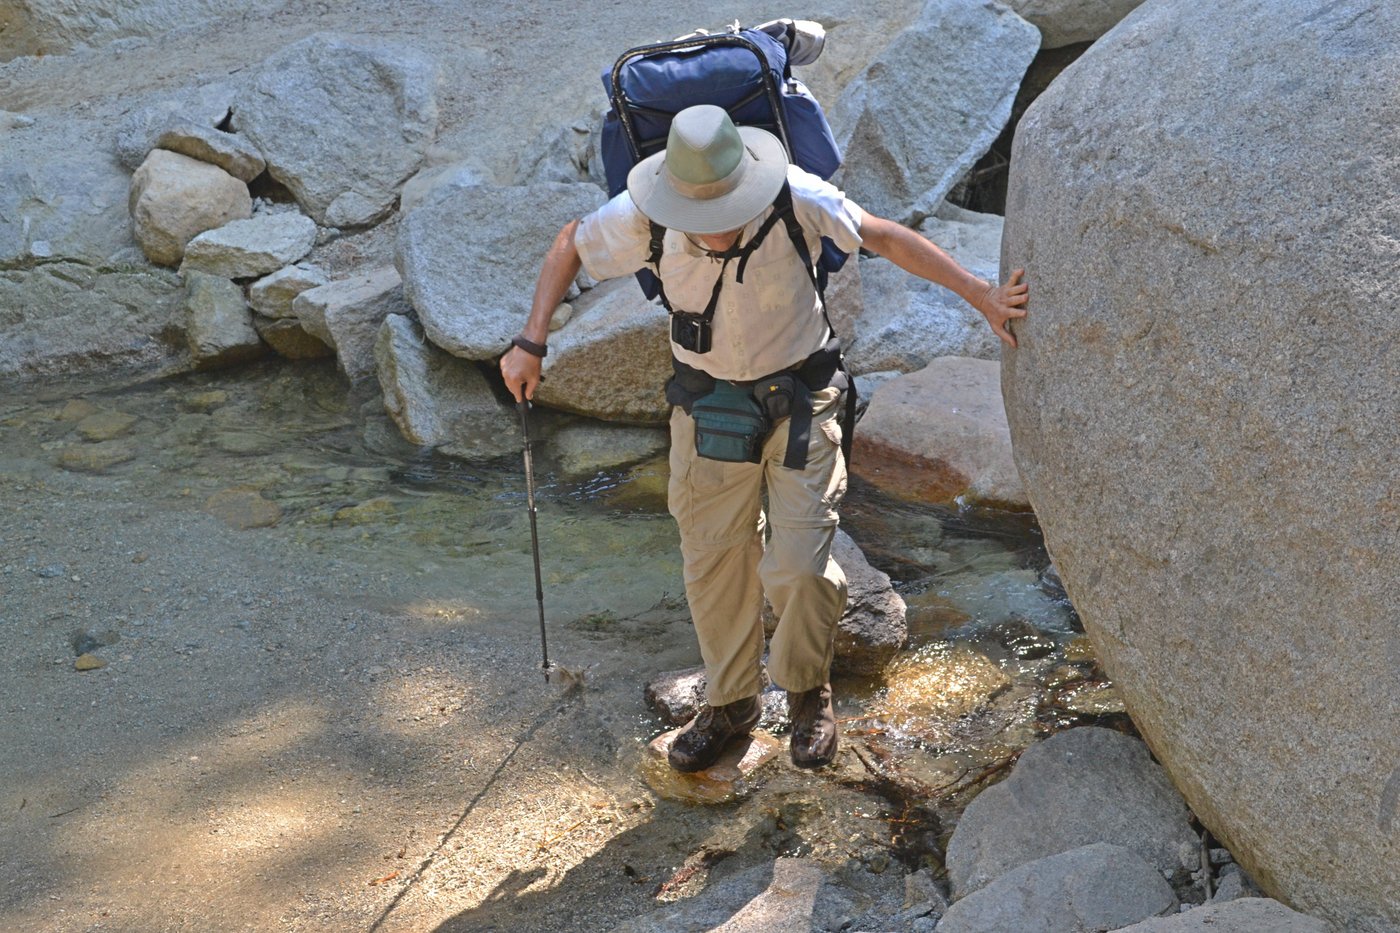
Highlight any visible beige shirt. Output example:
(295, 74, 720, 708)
(574, 165, 864, 382)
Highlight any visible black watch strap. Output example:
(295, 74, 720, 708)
(511, 335, 548, 358)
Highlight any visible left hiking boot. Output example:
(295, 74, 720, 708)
(788, 682, 837, 768)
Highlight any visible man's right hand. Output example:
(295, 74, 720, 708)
(500, 346, 543, 402)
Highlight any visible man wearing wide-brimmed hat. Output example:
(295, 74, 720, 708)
(503, 105, 1027, 772)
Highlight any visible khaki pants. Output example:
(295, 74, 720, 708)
(668, 387, 848, 705)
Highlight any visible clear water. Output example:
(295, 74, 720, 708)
(1, 359, 1125, 834)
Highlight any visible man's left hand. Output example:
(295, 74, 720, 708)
(976, 268, 1029, 348)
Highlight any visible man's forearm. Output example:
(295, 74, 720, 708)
(859, 215, 992, 310)
(521, 219, 583, 344)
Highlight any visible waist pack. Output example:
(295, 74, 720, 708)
(690, 380, 771, 464)
(599, 20, 848, 302)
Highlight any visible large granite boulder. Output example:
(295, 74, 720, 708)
(230, 34, 439, 227)
(832, 0, 1040, 224)
(1004, 0, 1148, 49)
(128, 149, 252, 267)
(999, 1, 1400, 929)
(853, 357, 1027, 509)
(396, 182, 607, 360)
(533, 277, 670, 424)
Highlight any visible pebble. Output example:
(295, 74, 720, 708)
(37, 564, 66, 578)
(204, 488, 282, 530)
(74, 654, 107, 672)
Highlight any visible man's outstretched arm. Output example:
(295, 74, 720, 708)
(500, 219, 583, 402)
(859, 213, 1028, 347)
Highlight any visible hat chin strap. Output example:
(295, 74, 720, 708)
(665, 147, 754, 199)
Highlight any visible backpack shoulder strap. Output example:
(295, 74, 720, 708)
(647, 219, 672, 311)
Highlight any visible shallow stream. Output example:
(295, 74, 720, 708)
(1, 358, 1126, 855)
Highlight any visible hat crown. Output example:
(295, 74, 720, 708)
(665, 105, 744, 187)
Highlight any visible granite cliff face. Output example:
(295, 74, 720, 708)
(1000, 1, 1399, 928)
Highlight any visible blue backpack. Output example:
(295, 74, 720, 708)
(598, 23, 848, 302)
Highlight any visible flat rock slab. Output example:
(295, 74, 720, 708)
(396, 182, 606, 361)
(642, 729, 781, 805)
(853, 357, 1027, 509)
(937, 843, 1175, 933)
(833, 0, 1040, 224)
(1112, 897, 1329, 932)
(231, 34, 439, 227)
(181, 212, 317, 279)
(946, 726, 1198, 899)
(154, 119, 265, 182)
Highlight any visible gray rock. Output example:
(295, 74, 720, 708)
(832, 0, 1040, 224)
(822, 251, 863, 351)
(1004, 0, 1148, 48)
(946, 727, 1198, 899)
(937, 843, 1176, 933)
(848, 259, 999, 374)
(248, 264, 328, 318)
(374, 313, 505, 447)
(181, 212, 317, 279)
(251, 315, 333, 360)
(643, 667, 789, 732)
(184, 272, 264, 369)
(230, 34, 439, 227)
(852, 357, 1028, 509)
(830, 529, 907, 676)
(0, 1, 281, 62)
(128, 149, 251, 267)
(1210, 865, 1266, 904)
(514, 116, 597, 185)
(395, 182, 606, 360)
(999, 2, 1399, 929)
(113, 85, 237, 172)
(534, 276, 671, 424)
(293, 265, 407, 382)
(845, 205, 1001, 373)
(1111, 898, 1329, 933)
(399, 159, 490, 214)
(0, 262, 185, 380)
(552, 422, 669, 475)
(153, 119, 265, 182)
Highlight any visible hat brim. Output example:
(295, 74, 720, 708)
(627, 126, 788, 235)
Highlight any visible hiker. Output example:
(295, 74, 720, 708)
(501, 105, 1028, 772)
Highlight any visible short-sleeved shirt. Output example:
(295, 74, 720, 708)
(574, 164, 864, 382)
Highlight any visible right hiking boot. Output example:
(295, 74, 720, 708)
(667, 695, 761, 773)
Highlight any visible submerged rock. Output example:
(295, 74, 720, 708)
(204, 487, 281, 530)
(230, 34, 439, 227)
(642, 729, 782, 805)
(1000, 1, 1400, 927)
(853, 357, 1027, 509)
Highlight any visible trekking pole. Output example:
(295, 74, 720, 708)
(517, 399, 551, 682)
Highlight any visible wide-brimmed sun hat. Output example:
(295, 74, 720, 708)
(627, 105, 788, 235)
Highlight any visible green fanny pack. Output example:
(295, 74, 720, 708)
(690, 380, 771, 464)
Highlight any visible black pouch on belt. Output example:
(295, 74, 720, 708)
(690, 380, 771, 464)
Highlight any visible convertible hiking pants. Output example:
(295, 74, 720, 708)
(668, 386, 848, 705)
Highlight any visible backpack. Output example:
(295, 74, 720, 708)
(598, 20, 848, 303)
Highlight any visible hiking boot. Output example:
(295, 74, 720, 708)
(788, 683, 837, 768)
(667, 695, 761, 773)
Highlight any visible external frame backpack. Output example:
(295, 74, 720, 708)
(598, 20, 848, 302)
